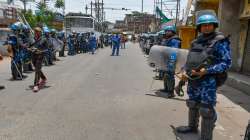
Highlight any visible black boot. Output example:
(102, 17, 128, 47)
(244, 120, 250, 140)
(200, 107, 216, 140)
(177, 100, 200, 133)
(177, 108, 199, 133)
(163, 74, 175, 98)
(0, 85, 5, 90)
(167, 91, 175, 98)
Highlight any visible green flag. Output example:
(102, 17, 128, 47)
(156, 6, 172, 23)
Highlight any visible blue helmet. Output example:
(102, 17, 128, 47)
(10, 22, 23, 31)
(51, 29, 57, 33)
(43, 26, 50, 33)
(158, 30, 165, 35)
(68, 33, 74, 38)
(22, 24, 30, 31)
(196, 14, 219, 27)
(163, 26, 176, 33)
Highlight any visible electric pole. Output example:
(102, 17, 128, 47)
(85, 5, 88, 14)
(102, 0, 104, 32)
(91, 1, 93, 16)
(175, 0, 180, 26)
(160, 0, 162, 11)
(141, 0, 143, 13)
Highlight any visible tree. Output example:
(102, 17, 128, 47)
(24, 9, 37, 27)
(55, 0, 65, 9)
(35, 1, 55, 27)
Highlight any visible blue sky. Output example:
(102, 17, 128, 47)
(2, 0, 188, 22)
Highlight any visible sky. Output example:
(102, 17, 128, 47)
(1, 0, 188, 23)
(64, 0, 188, 22)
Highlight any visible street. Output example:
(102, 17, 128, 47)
(0, 42, 249, 140)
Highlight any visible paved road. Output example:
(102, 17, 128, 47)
(0, 43, 249, 140)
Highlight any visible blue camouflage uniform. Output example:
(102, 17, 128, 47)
(187, 36, 232, 107)
(177, 14, 232, 140)
(111, 35, 121, 56)
(161, 36, 181, 93)
(8, 35, 24, 80)
(67, 34, 75, 56)
(89, 34, 97, 54)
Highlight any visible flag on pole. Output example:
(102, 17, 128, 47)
(156, 6, 172, 23)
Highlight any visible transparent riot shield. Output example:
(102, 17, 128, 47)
(0, 45, 10, 56)
(148, 45, 189, 72)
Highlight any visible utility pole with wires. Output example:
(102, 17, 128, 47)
(175, 0, 180, 26)
(91, 1, 93, 16)
(101, 0, 104, 32)
(141, 0, 144, 13)
(160, 0, 163, 11)
(155, 0, 181, 26)
(85, 4, 88, 14)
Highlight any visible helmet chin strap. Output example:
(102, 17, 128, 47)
(202, 30, 216, 36)
(165, 32, 175, 38)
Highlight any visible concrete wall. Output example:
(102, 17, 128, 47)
(238, 20, 248, 72)
(196, 2, 219, 15)
(218, 0, 243, 71)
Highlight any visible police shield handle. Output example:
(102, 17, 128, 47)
(176, 72, 188, 82)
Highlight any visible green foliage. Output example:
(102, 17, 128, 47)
(55, 0, 65, 9)
(23, 9, 37, 28)
(22, 1, 55, 28)
(21, 0, 63, 29)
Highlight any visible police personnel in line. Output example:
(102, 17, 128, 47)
(8, 22, 26, 80)
(176, 14, 232, 140)
(22, 24, 34, 72)
(111, 33, 121, 56)
(161, 26, 181, 98)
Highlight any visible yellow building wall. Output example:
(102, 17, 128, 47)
(179, 26, 197, 49)
(240, 0, 250, 18)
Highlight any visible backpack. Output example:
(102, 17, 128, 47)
(186, 32, 229, 87)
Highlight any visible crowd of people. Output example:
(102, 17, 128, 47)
(139, 14, 232, 140)
(0, 22, 128, 92)
(1, 12, 248, 140)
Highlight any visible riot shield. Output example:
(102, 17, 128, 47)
(148, 45, 189, 72)
(51, 38, 64, 52)
(0, 45, 10, 56)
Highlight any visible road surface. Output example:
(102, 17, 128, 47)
(0, 43, 249, 140)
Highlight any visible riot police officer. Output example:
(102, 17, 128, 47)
(176, 14, 232, 140)
(8, 22, 26, 80)
(89, 32, 97, 55)
(161, 26, 181, 98)
(22, 24, 34, 72)
(58, 31, 66, 57)
(111, 33, 121, 56)
(43, 27, 53, 65)
(67, 33, 74, 56)
(50, 29, 60, 61)
(156, 31, 165, 45)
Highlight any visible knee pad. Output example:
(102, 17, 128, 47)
(199, 106, 216, 120)
(186, 100, 199, 109)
